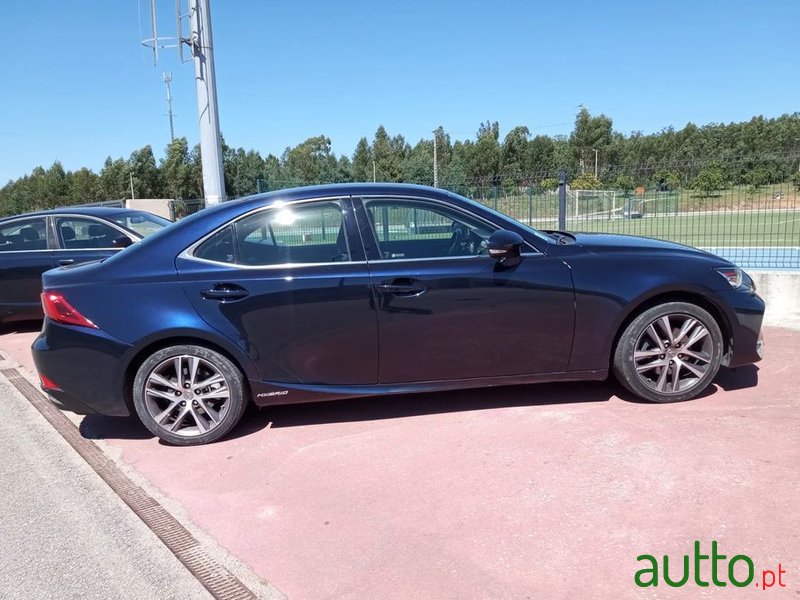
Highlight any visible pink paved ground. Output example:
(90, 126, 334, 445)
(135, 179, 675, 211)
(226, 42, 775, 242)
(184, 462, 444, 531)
(2, 324, 798, 599)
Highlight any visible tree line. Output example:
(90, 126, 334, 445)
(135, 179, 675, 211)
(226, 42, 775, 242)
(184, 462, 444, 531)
(3, 109, 800, 215)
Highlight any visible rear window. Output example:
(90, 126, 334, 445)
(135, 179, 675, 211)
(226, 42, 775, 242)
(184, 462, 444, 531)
(195, 225, 235, 264)
(193, 201, 349, 266)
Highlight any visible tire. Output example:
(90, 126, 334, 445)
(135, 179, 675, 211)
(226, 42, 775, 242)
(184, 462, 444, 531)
(132, 344, 247, 445)
(613, 302, 723, 403)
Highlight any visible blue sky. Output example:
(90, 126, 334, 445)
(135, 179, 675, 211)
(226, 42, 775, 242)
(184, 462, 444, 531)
(1, 0, 798, 182)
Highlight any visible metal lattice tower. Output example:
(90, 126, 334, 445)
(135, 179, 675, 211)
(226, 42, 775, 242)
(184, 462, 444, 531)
(163, 71, 175, 143)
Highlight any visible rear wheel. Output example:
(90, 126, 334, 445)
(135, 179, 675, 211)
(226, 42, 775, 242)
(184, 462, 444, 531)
(613, 302, 723, 403)
(133, 345, 247, 445)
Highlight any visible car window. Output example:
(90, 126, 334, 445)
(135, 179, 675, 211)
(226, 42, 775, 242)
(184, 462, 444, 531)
(194, 201, 349, 266)
(0, 217, 48, 252)
(195, 225, 235, 264)
(55, 217, 121, 250)
(110, 212, 171, 237)
(364, 199, 496, 260)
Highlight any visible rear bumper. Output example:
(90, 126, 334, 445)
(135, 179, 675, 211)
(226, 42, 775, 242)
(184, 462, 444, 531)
(0, 302, 44, 324)
(32, 320, 132, 417)
(44, 389, 96, 415)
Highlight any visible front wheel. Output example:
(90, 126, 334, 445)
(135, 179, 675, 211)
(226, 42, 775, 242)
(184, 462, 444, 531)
(613, 302, 723, 403)
(132, 345, 247, 445)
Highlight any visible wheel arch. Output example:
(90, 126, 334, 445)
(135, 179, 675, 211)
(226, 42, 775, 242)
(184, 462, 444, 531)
(119, 331, 258, 414)
(610, 290, 733, 368)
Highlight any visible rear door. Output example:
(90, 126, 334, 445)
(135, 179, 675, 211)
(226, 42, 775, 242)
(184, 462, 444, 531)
(176, 197, 379, 386)
(355, 196, 575, 384)
(0, 216, 54, 321)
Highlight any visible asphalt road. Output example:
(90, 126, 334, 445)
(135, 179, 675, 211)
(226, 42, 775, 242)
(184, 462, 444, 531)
(0, 370, 212, 600)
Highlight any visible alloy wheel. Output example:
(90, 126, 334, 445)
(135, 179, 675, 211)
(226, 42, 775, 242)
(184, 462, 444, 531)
(143, 355, 231, 438)
(632, 313, 714, 394)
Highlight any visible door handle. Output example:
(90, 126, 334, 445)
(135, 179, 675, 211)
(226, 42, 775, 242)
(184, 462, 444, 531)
(58, 259, 75, 266)
(201, 284, 249, 302)
(375, 279, 427, 297)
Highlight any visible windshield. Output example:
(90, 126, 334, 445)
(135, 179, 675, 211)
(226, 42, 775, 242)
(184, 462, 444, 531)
(110, 211, 172, 237)
(448, 190, 552, 243)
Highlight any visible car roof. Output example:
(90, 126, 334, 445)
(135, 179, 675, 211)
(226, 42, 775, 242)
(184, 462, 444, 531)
(0, 205, 135, 219)
(0, 205, 153, 223)
(199, 182, 464, 218)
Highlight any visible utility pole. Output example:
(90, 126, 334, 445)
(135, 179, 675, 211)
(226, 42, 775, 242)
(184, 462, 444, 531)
(432, 129, 438, 187)
(593, 148, 599, 178)
(163, 71, 175, 143)
(189, 0, 225, 205)
(129, 172, 135, 200)
(557, 170, 566, 230)
(372, 160, 376, 182)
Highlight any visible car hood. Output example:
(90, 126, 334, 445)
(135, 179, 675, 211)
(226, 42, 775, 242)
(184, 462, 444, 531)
(571, 232, 726, 261)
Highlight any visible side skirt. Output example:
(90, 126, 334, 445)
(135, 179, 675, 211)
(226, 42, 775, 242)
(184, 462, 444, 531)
(249, 369, 609, 407)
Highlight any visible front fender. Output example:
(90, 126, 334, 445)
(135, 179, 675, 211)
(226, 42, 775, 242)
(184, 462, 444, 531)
(566, 254, 735, 371)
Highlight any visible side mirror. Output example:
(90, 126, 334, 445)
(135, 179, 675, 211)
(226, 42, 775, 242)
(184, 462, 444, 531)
(112, 235, 134, 249)
(488, 230, 524, 267)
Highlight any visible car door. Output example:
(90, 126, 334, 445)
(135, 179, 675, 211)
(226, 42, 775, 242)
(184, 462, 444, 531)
(176, 197, 379, 385)
(51, 216, 130, 266)
(354, 196, 575, 384)
(0, 216, 54, 321)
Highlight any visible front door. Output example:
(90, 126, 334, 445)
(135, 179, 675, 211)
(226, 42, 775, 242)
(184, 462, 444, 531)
(355, 197, 575, 384)
(51, 216, 125, 266)
(176, 197, 379, 385)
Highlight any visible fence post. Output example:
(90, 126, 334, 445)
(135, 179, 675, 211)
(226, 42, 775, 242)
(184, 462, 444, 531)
(528, 185, 533, 226)
(558, 170, 567, 230)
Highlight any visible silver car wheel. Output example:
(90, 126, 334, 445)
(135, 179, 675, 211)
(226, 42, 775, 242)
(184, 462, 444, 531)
(143, 355, 231, 438)
(633, 313, 713, 394)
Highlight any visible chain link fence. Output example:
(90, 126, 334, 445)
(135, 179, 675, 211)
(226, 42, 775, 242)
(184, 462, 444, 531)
(171, 157, 800, 269)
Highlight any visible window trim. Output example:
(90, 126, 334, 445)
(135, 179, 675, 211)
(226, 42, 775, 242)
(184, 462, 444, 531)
(181, 196, 364, 270)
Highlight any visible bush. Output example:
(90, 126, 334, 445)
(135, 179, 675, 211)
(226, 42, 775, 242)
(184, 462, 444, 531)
(691, 167, 726, 197)
(570, 173, 601, 190)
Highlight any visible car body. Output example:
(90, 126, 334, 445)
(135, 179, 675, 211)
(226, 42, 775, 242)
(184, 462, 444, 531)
(32, 184, 765, 445)
(0, 207, 171, 323)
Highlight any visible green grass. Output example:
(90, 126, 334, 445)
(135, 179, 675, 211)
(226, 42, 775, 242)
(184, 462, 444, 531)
(468, 182, 800, 248)
(535, 211, 800, 247)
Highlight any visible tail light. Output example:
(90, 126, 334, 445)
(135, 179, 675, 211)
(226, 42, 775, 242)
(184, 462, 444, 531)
(41, 291, 97, 329)
(39, 373, 61, 391)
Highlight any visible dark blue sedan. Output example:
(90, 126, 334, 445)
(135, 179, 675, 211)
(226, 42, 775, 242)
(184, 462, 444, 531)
(0, 207, 171, 323)
(32, 184, 765, 445)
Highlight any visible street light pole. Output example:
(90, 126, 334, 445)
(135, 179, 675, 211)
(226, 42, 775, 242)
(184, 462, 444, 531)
(593, 148, 599, 178)
(190, 0, 226, 206)
(373, 160, 377, 182)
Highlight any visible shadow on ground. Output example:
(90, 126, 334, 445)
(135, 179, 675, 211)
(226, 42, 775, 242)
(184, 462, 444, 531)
(80, 380, 616, 442)
(0, 320, 42, 335)
(79, 365, 758, 443)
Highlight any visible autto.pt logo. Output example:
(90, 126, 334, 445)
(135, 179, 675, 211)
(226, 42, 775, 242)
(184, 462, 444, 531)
(635, 541, 788, 590)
